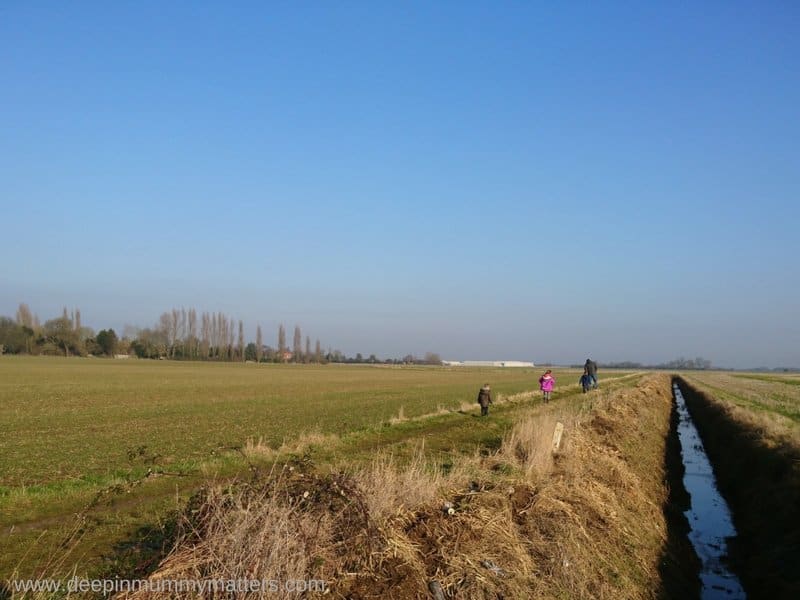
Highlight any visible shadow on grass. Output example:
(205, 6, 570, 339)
(94, 511, 182, 584)
(675, 377, 800, 599)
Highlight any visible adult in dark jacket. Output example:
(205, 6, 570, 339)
(477, 384, 493, 416)
(585, 359, 598, 388)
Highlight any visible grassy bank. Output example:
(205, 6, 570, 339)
(676, 376, 800, 598)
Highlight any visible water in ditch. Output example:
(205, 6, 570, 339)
(673, 383, 746, 598)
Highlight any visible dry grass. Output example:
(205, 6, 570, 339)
(352, 449, 446, 522)
(497, 407, 573, 480)
(242, 431, 341, 462)
(682, 371, 800, 445)
(388, 405, 408, 425)
(113, 374, 675, 599)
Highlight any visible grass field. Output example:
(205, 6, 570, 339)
(682, 370, 800, 425)
(0, 357, 546, 489)
(1, 356, 635, 582)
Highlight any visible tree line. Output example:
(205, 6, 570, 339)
(0, 303, 441, 365)
(599, 357, 714, 370)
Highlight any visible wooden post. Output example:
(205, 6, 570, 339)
(551, 421, 565, 453)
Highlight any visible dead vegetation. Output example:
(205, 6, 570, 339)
(115, 375, 677, 599)
(242, 431, 342, 462)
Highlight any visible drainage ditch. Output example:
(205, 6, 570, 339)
(672, 382, 745, 598)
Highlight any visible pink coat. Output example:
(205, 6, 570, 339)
(539, 374, 555, 392)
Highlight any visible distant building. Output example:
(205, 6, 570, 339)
(443, 360, 534, 368)
(281, 350, 293, 362)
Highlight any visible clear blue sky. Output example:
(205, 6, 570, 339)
(1, 1, 798, 368)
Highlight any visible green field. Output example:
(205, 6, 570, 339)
(2, 356, 633, 580)
(683, 370, 800, 423)
(1, 357, 550, 489)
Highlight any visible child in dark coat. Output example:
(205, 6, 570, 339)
(477, 384, 493, 416)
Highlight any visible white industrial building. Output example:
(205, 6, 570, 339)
(442, 360, 535, 368)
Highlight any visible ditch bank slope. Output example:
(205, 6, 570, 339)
(675, 377, 800, 598)
(116, 375, 694, 599)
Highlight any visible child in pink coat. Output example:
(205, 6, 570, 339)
(539, 370, 555, 403)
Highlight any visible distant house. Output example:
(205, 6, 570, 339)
(281, 350, 293, 362)
(114, 354, 131, 359)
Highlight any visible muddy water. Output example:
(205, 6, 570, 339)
(673, 384, 745, 598)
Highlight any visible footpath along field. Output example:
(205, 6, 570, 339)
(1, 357, 631, 584)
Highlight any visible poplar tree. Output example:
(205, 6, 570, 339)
(201, 312, 210, 358)
(15, 303, 33, 328)
(293, 326, 302, 363)
(238, 320, 244, 362)
(188, 308, 198, 359)
(278, 324, 286, 360)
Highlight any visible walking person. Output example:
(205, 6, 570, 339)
(477, 383, 493, 416)
(539, 369, 555, 403)
(580, 369, 593, 393)
(584, 358, 598, 389)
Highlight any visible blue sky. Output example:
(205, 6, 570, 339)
(1, 1, 798, 368)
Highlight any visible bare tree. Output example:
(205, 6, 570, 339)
(293, 325, 302, 363)
(210, 313, 218, 358)
(158, 312, 172, 356)
(15, 303, 36, 353)
(188, 308, 198, 359)
(201, 312, 210, 358)
(15, 303, 34, 328)
(216, 313, 222, 358)
(238, 320, 244, 362)
(228, 318, 234, 360)
(170, 309, 179, 358)
(256, 325, 263, 363)
(217, 313, 226, 359)
(75, 309, 81, 333)
(315, 339, 322, 363)
(179, 307, 187, 353)
(278, 324, 286, 360)
(424, 352, 442, 365)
